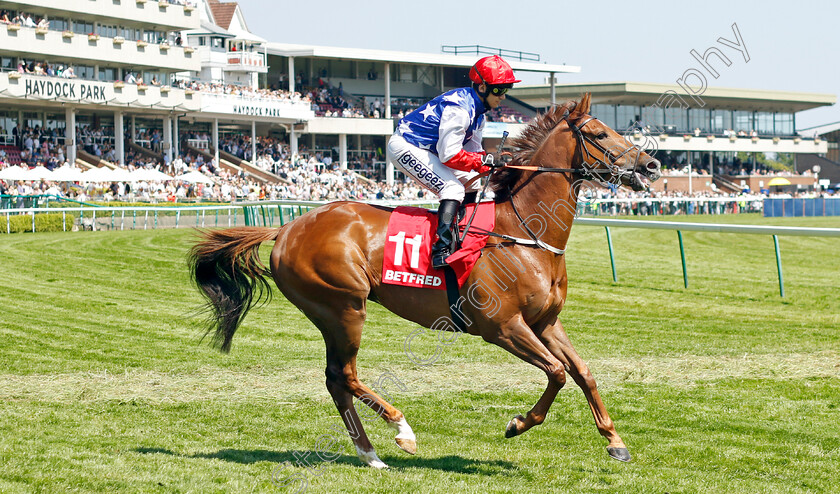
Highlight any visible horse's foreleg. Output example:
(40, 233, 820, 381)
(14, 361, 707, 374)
(537, 318, 630, 462)
(483, 315, 567, 438)
(505, 380, 562, 438)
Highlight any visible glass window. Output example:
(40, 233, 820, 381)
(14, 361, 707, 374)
(755, 112, 774, 135)
(24, 112, 43, 129)
(211, 37, 224, 49)
(73, 20, 94, 35)
(1, 57, 14, 70)
(75, 65, 94, 80)
(641, 105, 665, 131)
(143, 70, 164, 85)
(46, 113, 65, 132)
(664, 106, 688, 133)
(98, 67, 116, 82)
(49, 18, 69, 32)
(711, 109, 732, 133)
(197, 36, 207, 46)
(775, 113, 793, 135)
(615, 105, 639, 133)
(0, 111, 17, 142)
(121, 27, 139, 41)
(734, 111, 753, 133)
(590, 104, 616, 129)
(98, 24, 117, 38)
(688, 108, 709, 132)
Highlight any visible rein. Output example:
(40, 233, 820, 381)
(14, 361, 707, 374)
(460, 112, 641, 256)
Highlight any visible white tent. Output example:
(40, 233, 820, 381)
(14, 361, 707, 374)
(0, 165, 31, 181)
(176, 170, 215, 184)
(80, 167, 115, 182)
(50, 165, 86, 182)
(26, 166, 55, 181)
(131, 168, 173, 182)
(110, 167, 135, 182)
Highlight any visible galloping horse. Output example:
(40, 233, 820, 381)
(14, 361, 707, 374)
(189, 94, 662, 468)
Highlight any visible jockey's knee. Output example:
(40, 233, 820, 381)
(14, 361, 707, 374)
(440, 181, 465, 202)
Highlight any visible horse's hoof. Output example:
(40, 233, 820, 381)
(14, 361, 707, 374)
(607, 447, 631, 462)
(356, 445, 389, 469)
(395, 437, 417, 455)
(505, 415, 524, 438)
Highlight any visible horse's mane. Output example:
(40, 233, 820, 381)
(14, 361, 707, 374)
(490, 99, 581, 200)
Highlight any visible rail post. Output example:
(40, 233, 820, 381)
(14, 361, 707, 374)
(678, 230, 688, 288)
(773, 235, 785, 297)
(605, 226, 618, 282)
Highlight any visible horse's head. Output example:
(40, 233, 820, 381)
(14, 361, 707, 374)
(566, 94, 661, 191)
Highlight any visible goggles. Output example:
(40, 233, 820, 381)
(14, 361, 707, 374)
(489, 86, 509, 96)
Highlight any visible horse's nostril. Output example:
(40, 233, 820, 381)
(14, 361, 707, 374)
(647, 161, 660, 170)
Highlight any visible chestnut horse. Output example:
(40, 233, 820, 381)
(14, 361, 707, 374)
(189, 94, 661, 468)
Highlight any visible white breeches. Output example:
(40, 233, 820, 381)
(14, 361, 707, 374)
(388, 134, 485, 202)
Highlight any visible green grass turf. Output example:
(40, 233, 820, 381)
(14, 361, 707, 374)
(1, 213, 838, 493)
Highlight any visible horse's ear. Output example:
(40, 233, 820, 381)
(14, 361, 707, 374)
(578, 93, 592, 115)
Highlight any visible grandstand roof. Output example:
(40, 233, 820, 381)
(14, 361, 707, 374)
(194, 20, 236, 37)
(264, 43, 580, 74)
(510, 81, 836, 112)
(798, 121, 840, 137)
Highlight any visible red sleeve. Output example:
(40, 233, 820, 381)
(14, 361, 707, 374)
(444, 149, 486, 172)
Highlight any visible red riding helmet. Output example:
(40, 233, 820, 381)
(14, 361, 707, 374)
(469, 55, 521, 85)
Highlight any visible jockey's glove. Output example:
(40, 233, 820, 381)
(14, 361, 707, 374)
(444, 150, 487, 173)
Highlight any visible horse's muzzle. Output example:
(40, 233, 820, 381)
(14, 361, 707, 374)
(629, 158, 662, 191)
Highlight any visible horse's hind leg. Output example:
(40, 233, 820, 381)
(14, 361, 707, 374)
(319, 316, 389, 469)
(346, 372, 417, 455)
(537, 318, 630, 462)
(315, 303, 416, 468)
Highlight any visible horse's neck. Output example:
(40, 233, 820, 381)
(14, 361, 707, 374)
(495, 132, 579, 252)
(495, 177, 578, 252)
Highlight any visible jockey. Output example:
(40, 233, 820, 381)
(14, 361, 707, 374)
(387, 55, 520, 269)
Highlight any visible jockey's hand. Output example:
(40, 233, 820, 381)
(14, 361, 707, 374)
(481, 152, 508, 171)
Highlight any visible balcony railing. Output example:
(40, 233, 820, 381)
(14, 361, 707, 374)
(226, 52, 267, 73)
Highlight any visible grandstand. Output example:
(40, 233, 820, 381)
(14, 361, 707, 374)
(510, 82, 835, 193)
(0, 0, 838, 202)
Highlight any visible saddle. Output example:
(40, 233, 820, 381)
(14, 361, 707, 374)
(382, 200, 495, 290)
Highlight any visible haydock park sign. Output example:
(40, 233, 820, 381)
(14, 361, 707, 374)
(200, 93, 314, 120)
(24, 78, 109, 103)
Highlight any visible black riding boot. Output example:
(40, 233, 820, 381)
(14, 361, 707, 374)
(431, 199, 460, 269)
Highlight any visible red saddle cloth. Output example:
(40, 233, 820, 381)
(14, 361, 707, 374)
(382, 202, 495, 290)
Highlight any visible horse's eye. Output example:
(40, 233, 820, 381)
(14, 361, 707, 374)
(597, 133, 608, 139)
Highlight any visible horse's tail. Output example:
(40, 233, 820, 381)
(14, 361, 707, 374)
(188, 226, 280, 353)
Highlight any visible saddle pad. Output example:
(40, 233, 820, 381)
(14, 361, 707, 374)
(382, 202, 495, 289)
